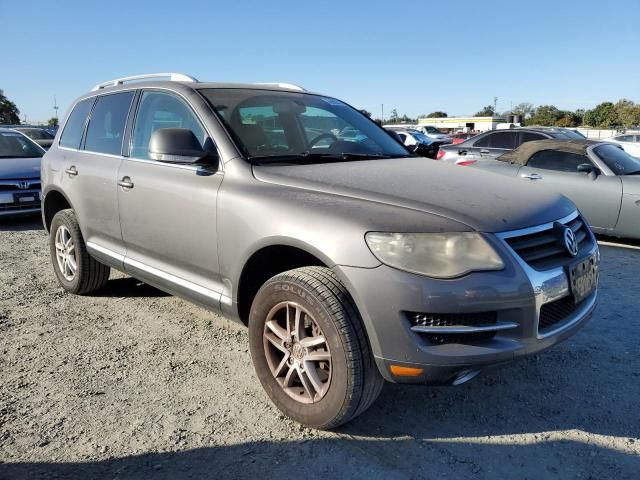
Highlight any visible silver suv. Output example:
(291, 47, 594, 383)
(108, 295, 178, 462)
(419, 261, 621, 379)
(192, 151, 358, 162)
(41, 73, 599, 429)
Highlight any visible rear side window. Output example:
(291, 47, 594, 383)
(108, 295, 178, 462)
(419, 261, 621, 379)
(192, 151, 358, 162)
(59, 98, 94, 149)
(527, 150, 589, 172)
(518, 132, 546, 146)
(489, 131, 517, 149)
(475, 131, 516, 149)
(84, 92, 135, 155)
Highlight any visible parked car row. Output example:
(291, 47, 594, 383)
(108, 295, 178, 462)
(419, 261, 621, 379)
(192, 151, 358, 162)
(30, 73, 600, 430)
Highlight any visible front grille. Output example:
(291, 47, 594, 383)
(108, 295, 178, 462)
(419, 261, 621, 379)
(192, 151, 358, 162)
(0, 181, 41, 192)
(539, 295, 580, 332)
(505, 215, 592, 270)
(407, 311, 498, 344)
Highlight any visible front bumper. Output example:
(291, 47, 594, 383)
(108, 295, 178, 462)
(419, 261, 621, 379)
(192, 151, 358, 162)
(0, 189, 41, 217)
(334, 215, 599, 384)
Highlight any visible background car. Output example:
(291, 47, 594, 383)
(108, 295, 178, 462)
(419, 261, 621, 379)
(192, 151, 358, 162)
(605, 133, 640, 158)
(464, 139, 640, 239)
(412, 125, 452, 143)
(0, 128, 44, 217)
(437, 126, 585, 164)
(386, 128, 442, 159)
(14, 127, 55, 150)
(451, 132, 476, 144)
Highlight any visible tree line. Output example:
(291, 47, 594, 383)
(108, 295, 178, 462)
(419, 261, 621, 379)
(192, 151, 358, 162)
(374, 100, 640, 130)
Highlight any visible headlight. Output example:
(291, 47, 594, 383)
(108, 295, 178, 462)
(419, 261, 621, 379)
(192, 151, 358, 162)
(365, 232, 504, 278)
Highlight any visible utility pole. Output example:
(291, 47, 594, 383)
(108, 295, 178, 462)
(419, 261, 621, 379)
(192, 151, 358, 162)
(493, 96, 498, 116)
(53, 95, 59, 123)
(381, 104, 384, 124)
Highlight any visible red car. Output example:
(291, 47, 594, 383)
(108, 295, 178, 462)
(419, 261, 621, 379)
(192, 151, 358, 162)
(451, 132, 477, 145)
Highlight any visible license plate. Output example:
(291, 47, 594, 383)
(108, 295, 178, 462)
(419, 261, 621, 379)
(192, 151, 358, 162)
(567, 255, 598, 304)
(13, 192, 38, 203)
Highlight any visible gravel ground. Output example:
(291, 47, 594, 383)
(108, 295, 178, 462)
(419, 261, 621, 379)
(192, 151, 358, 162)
(1, 216, 639, 480)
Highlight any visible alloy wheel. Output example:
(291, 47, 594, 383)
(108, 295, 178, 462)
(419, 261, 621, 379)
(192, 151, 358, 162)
(262, 301, 332, 404)
(54, 225, 77, 281)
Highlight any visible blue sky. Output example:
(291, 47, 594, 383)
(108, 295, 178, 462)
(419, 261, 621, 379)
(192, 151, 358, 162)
(2, 0, 639, 122)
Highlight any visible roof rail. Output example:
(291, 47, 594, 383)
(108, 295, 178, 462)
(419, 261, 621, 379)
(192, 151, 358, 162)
(91, 73, 198, 91)
(254, 82, 306, 92)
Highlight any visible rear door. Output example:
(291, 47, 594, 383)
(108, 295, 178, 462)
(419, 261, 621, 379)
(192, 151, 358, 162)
(517, 149, 622, 229)
(473, 131, 517, 163)
(59, 92, 135, 260)
(117, 89, 224, 307)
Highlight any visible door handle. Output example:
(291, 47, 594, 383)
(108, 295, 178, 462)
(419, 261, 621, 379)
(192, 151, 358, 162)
(520, 173, 543, 180)
(118, 177, 134, 189)
(65, 166, 78, 176)
(479, 149, 491, 155)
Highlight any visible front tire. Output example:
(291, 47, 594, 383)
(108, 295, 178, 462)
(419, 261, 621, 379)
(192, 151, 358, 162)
(49, 209, 110, 294)
(248, 267, 383, 429)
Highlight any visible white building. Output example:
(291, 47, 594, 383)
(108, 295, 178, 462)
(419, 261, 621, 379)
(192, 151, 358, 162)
(417, 116, 507, 133)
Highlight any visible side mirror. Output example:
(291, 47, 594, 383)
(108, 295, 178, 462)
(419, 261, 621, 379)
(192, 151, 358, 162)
(577, 163, 600, 178)
(149, 128, 209, 164)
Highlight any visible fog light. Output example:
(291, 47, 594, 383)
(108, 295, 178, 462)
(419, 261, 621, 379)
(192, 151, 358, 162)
(390, 365, 424, 377)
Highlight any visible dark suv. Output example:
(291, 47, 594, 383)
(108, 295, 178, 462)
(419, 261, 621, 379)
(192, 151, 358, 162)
(438, 127, 585, 164)
(41, 73, 599, 428)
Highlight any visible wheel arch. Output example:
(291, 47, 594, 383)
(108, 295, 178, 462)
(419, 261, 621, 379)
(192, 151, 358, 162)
(234, 238, 337, 326)
(42, 187, 75, 232)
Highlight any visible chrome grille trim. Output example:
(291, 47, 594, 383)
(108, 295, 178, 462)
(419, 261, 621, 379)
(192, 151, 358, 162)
(495, 210, 599, 339)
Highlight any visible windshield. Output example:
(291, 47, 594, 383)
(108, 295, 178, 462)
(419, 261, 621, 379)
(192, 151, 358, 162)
(594, 144, 640, 175)
(549, 129, 584, 140)
(410, 131, 432, 143)
(0, 131, 44, 158)
(199, 89, 410, 163)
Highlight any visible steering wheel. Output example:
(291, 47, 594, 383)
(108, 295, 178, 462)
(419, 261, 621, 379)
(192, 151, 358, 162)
(308, 132, 338, 148)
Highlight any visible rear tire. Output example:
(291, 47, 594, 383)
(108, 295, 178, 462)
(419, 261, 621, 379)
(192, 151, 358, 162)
(248, 266, 383, 429)
(49, 209, 110, 294)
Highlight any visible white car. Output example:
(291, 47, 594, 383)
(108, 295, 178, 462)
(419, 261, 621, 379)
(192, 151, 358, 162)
(606, 133, 640, 158)
(412, 125, 452, 143)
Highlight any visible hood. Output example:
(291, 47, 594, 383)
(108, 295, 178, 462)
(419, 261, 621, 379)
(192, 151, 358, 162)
(252, 158, 576, 233)
(0, 156, 42, 180)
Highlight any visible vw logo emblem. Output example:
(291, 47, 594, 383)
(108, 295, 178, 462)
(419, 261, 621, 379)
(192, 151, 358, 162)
(16, 181, 30, 190)
(563, 227, 578, 257)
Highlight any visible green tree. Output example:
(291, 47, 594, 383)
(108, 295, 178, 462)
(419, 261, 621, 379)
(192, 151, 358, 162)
(583, 102, 617, 128)
(511, 102, 534, 118)
(528, 105, 562, 126)
(47, 117, 59, 127)
(424, 111, 448, 118)
(359, 109, 372, 118)
(474, 105, 495, 117)
(613, 99, 640, 129)
(0, 89, 20, 124)
(554, 112, 581, 127)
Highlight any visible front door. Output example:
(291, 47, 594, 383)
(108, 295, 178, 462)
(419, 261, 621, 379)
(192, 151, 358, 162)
(117, 90, 224, 308)
(518, 149, 622, 229)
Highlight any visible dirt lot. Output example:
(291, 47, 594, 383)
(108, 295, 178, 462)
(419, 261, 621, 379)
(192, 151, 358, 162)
(1, 216, 639, 480)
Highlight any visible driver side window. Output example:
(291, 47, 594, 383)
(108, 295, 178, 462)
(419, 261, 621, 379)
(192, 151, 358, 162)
(527, 150, 590, 172)
(131, 91, 206, 160)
